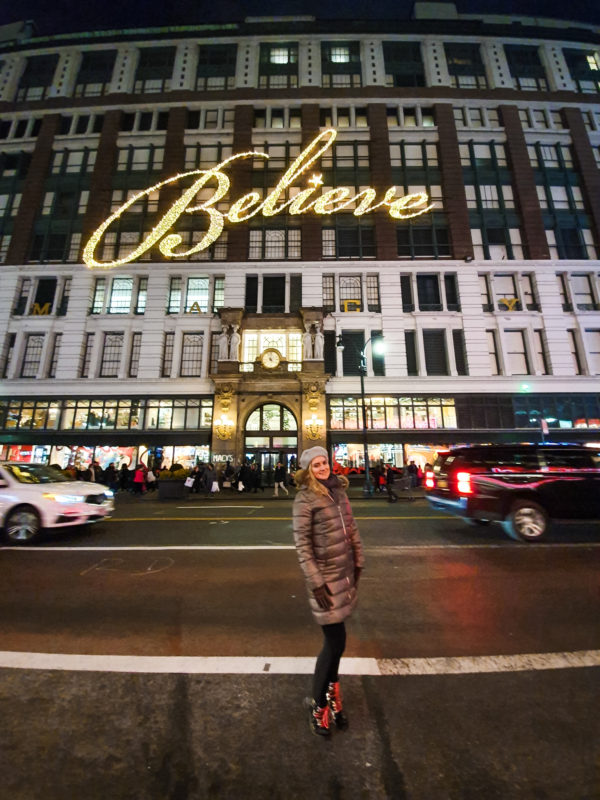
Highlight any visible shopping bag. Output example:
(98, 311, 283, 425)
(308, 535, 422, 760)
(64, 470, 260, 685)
(211, 481, 220, 493)
(238, 481, 245, 492)
(184, 477, 194, 488)
(223, 480, 232, 488)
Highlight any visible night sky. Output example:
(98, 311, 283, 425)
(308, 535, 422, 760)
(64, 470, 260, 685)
(1, 0, 600, 37)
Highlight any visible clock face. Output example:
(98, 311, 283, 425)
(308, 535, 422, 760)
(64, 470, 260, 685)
(261, 348, 281, 369)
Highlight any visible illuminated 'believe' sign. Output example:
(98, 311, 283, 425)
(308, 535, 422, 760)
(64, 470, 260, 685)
(83, 128, 434, 269)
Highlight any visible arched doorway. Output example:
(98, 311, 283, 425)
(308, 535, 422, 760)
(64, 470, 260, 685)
(244, 403, 298, 472)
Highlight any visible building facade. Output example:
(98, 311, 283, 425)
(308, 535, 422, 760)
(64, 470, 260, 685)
(1, 3, 600, 474)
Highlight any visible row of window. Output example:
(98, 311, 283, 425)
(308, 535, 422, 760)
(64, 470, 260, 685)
(2, 392, 598, 434)
(6, 40, 600, 101)
(0, 396, 213, 432)
(10, 270, 600, 323)
(7, 222, 597, 265)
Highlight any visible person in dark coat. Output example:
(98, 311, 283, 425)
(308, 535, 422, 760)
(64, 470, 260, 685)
(273, 461, 289, 497)
(385, 464, 398, 503)
(292, 446, 365, 737)
(238, 462, 252, 492)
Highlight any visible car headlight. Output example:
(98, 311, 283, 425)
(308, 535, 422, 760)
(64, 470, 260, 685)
(43, 493, 85, 504)
(104, 489, 114, 498)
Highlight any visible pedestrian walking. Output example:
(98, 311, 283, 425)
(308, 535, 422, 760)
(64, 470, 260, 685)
(292, 446, 365, 737)
(273, 460, 289, 497)
(385, 464, 398, 503)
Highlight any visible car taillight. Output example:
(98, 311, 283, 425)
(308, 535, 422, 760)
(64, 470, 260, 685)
(424, 470, 435, 489)
(456, 471, 473, 495)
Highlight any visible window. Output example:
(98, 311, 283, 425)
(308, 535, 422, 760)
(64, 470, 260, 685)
(568, 330, 583, 374)
(383, 42, 425, 87)
(48, 333, 62, 378)
(423, 330, 448, 376)
(167, 277, 182, 314)
(570, 274, 597, 311)
(534, 330, 550, 375)
(585, 330, 600, 374)
(323, 274, 335, 314)
(405, 331, 417, 376)
(249, 228, 301, 260)
(13, 278, 31, 316)
(17, 54, 59, 101)
(185, 277, 209, 313)
(180, 333, 203, 377)
(322, 42, 361, 88)
(108, 278, 133, 314)
(563, 49, 600, 93)
(57, 278, 71, 316)
(494, 274, 520, 312)
(323, 224, 376, 259)
(417, 275, 442, 312)
(134, 47, 175, 93)
(129, 332, 142, 378)
(505, 45, 548, 91)
(21, 334, 45, 378)
(444, 274, 460, 311)
(262, 276, 286, 313)
(75, 50, 117, 97)
(91, 278, 106, 314)
(487, 330, 501, 375)
(504, 330, 530, 375)
(196, 44, 237, 91)
(135, 278, 147, 314)
(445, 43, 488, 89)
(162, 332, 174, 377)
(212, 277, 225, 312)
(366, 275, 381, 312)
(259, 43, 298, 89)
(339, 276, 362, 312)
(400, 275, 414, 312)
(452, 330, 468, 375)
(397, 224, 450, 259)
(100, 333, 124, 378)
(338, 331, 365, 377)
(80, 333, 95, 378)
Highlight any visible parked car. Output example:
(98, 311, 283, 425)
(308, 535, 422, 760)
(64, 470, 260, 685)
(424, 444, 600, 542)
(0, 462, 114, 543)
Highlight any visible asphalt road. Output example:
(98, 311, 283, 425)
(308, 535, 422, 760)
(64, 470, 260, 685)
(1, 492, 599, 799)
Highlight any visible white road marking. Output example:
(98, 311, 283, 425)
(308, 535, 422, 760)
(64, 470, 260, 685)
(0, 650, 597, 675)
(2, 543, 600, 552)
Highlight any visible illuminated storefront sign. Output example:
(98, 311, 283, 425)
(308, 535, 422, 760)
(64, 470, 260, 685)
(83, 129, 434, 268)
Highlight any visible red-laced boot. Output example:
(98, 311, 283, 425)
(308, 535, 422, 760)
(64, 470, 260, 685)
(304, 697, 331, 737)
(326, 682, 349, 730)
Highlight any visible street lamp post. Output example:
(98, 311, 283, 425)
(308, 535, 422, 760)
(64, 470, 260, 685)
(337, 334, 385, 498)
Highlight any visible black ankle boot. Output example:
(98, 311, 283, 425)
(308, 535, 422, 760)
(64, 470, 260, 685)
(326, 682, 349, 730)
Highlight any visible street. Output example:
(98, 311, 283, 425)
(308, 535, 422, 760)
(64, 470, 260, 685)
(1, 491, 599, 799)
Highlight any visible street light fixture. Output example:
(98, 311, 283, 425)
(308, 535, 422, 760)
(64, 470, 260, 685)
(337, 333, 386, 498)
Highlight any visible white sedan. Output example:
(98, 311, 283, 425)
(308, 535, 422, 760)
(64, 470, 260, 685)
(0, 462, 114, 543)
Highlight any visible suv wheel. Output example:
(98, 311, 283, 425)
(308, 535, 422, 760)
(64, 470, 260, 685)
(503, 500, 548, 542)
(4, 505, 41, 543)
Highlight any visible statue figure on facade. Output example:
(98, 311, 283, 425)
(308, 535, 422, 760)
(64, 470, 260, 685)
(303, 324, 313, 360)
(229, 324, 241, 361)
(217, 325, 230, 360)
(313, 324, 324, 360)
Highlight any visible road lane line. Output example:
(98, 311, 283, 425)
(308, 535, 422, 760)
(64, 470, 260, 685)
(2, 543, 600, 552)
(0, 650, 597, 675)
(103, 515, 448, 522)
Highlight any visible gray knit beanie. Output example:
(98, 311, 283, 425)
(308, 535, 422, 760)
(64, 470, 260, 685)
(299, 446, 329, 470)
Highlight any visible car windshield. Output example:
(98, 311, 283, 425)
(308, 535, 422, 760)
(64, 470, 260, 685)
(3, 464, 69, 484)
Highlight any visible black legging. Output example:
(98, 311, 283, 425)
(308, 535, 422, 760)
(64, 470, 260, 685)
(312, 622, 346, 707)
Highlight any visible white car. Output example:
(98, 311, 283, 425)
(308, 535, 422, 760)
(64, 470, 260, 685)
(0, 462, 114, 543)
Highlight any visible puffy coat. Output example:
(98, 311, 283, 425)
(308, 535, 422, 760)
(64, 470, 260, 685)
(292, 481, 365, 625)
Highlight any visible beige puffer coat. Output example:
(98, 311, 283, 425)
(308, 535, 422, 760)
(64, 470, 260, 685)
(292, 481, 365, 625)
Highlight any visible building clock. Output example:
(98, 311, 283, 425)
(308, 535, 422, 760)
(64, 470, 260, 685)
(260, 348, 282, 369)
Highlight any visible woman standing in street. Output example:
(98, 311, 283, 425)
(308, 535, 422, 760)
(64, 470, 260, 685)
(292, 446, 365, 737)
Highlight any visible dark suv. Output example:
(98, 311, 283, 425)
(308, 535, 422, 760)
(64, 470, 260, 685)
(424, 444, 600, 542)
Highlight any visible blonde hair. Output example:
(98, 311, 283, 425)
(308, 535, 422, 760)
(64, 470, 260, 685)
(295, 464, 349, 496)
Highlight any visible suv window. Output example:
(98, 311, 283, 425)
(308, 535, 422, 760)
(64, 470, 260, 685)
(455, 449, 539, 470)
(542, 449, 598, 470)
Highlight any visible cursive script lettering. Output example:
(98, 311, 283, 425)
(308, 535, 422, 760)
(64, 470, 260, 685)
(83, 129, 435, 268)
